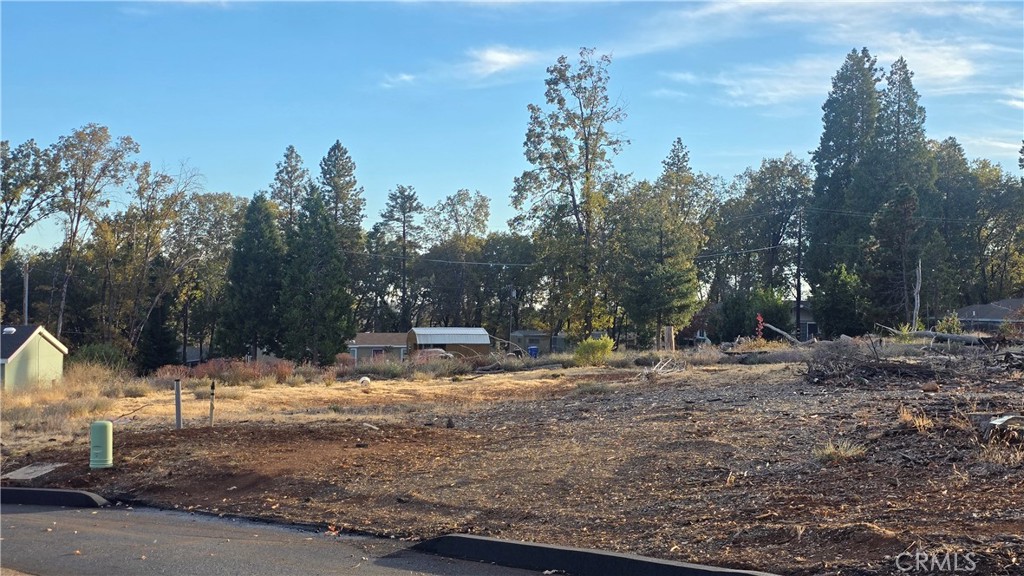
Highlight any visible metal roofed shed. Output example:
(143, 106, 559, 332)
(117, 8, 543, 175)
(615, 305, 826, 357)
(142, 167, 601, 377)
(407, 327, 491, 358)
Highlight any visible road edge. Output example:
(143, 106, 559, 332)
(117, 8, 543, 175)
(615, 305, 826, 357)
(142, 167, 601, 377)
(0, 487, 110, 508)
(413, 534, 779, 576)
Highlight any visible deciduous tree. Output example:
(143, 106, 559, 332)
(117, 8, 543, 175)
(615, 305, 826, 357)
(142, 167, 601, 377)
(52, 124, 139, 338)
(512, 47, 626, 339)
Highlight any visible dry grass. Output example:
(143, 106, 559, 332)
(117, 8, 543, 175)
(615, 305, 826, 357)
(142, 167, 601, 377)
(979, 443, 1024, 467)
(0, 366, 580, 454)
(733, 338, 792, 352)
(897, 405, 934, 434)
(814, 438, 868, 463)
(0, 363, 127, 441)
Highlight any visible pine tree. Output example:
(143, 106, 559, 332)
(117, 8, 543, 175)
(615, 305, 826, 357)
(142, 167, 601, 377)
(806, 48, 880, 286)
(269, 145, 310, 234)
(379, 185, 423, 331)
(318, 140, 365, 237)
(220, 194, 284, 359)
(279, 184, 354, 365)
(136, 290, 178, 373)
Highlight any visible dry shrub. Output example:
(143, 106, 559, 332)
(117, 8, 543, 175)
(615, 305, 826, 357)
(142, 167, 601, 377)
(355, 359, 406, 379)
(249, 375, 277, 389)
(416, 358, 472, 378)
(334, 363, 353, 379)
(294, 363, 324, 383)
(284, 375, 306, 387)
(223, 361, 263, 385)
(150, 364, 190, 388)
(411, 370, 433, 382)
(154, 364, 189, 379)
(62, 362, 114, 396)
(733, 338, 791, 352)
(103, 378, 155, 399)
(684, 347, 726, 366)
(897, 405, 934, 434)
(607, 351, 639, 369)
(336, 352, 355, 369)
(272, 360, 295, 384)
(191, 359, 227, 380)
(185, 377, 215, 392)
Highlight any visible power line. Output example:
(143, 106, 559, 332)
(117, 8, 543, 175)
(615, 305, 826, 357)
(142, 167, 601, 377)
(804, 206, 991, 226)
(695, 244, 784, 260)
(339, 248, 533, 268)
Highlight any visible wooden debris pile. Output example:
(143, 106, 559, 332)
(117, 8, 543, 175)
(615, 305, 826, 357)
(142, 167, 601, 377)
(992, 351, 1024, 371)
(806, 356, 941, 385)
(634, 357, 683, 382)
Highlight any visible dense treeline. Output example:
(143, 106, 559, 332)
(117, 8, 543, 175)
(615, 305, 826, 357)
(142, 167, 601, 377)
(2, 47, 1022, 370)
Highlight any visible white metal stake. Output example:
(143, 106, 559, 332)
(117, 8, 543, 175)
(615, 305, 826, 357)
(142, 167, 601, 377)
(174, 379, 182, 429)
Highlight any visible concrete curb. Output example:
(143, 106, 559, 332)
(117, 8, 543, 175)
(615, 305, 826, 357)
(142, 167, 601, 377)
(413, 534, 779, 576)
(0, 487, 110, 508)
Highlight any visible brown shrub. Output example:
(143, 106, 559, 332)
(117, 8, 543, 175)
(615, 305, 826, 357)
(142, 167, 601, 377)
(336, 352, 355, 368)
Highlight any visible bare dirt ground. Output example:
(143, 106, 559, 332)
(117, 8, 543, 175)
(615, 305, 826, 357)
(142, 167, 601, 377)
(2, 359, 1022, 575)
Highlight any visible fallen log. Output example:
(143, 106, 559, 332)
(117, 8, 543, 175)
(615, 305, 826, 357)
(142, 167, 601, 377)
(762, 322, 801, 345)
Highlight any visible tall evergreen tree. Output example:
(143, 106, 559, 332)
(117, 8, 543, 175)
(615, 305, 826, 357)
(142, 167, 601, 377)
(857, 57, 936, 324)
(136, 287, 178, 373)
(268, 145, 310, 234)
(319, 140, 365, 237)
(279, 184, 354, 365)
(379, 184, 424, 331)
(220, 194, 284, 358)
(608, 179, 699, 348)
(868, 184, 922, 322)
(930, 137, 978, 311)
(806, 48, 880, 285)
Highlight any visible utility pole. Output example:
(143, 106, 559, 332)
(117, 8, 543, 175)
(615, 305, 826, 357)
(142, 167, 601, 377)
(22, 261, 30, 325)
(795, 209, 803, 341)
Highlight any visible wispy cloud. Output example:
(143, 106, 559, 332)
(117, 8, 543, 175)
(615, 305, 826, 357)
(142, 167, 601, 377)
(660, 71, 699, 84)
(381, 44, 544, 90)
(651, 88, 691, 101)
(380, 73, 416, 89)
(709, 56, 836, 107)
(997, 87, 1024, 110)
(465, 45, 541, 77)
(958, 134, 1024, 158)
(635, 2, 1020, 109)
(660, 56, 835, 108)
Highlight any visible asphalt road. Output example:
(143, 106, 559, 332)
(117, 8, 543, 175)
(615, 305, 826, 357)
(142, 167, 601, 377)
(0, 504, 540, 576)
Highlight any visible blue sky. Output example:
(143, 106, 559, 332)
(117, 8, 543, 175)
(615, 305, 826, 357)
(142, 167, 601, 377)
(3, 1, 1022, 249)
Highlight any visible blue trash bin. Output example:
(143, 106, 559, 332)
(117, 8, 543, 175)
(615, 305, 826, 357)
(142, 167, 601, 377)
(527, 346, 539, 359)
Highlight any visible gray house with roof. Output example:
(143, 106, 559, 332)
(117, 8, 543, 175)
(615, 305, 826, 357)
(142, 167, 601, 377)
(956, 298, 1024, 333)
